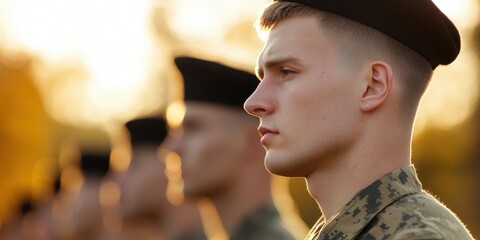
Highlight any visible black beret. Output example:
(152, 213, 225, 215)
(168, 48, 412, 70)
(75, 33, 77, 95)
(125, 117, 167, 145)
(80, 151, 110, 178)
(174, 56, 259, 109)
(275, 0, 461, 69)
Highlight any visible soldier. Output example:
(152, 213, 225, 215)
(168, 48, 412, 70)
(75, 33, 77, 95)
(120, 117, 205, 240)
(69, 150, 111, 240)
(168, 56, 295, 240)
(244, 0, 474, 239)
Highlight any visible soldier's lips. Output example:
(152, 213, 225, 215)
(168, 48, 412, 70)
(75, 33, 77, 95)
(258, 126, 278, 145)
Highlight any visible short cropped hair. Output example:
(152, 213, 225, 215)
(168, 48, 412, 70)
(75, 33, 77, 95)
(256, 1, 433, 116)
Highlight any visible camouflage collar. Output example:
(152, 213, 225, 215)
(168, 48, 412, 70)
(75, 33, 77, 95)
(310, 165, 422, 240)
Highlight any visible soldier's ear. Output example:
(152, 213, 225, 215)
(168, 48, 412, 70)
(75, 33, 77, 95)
(360, 61, 393, 112)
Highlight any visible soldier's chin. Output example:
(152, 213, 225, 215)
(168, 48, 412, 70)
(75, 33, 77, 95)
(265, 159, 305, 178)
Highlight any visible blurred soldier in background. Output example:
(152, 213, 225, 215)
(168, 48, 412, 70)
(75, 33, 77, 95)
(68, 149, 111, 240)
(167, 56, 294, 240)
(0, 173, 62, 240)
(0, 197, 36, 240)
(119, 116, 205, 240)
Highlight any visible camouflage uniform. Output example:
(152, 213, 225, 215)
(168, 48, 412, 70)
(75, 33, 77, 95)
(230, 202, 295, 240)
(306, 165, 474, 240)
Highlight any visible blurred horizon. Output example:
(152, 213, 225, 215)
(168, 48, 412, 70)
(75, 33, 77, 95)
(0, 0, 479, 238)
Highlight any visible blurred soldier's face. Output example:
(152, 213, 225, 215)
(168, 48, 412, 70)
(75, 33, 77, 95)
(72, 177, 104, 235)
(244, 16, 362, 177)
(169, 102, 251, 198)
(120, 145, 168, 220)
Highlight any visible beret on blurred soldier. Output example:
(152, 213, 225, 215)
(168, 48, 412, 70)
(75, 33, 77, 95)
(125, 117, 167, 145)
(174, 56, 259, 109)
(275, 0, 461, 69)
(80, 151, 110, 178)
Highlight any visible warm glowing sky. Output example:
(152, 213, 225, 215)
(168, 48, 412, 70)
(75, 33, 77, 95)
(0, 0, 478, 133)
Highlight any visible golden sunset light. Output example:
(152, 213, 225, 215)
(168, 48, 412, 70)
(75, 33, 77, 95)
(0, 0, 479, 238)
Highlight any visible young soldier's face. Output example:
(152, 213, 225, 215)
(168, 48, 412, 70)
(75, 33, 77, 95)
(120, 145, 168, 219)
(244, 16, 363, 177)
(168, 102, 250, 198)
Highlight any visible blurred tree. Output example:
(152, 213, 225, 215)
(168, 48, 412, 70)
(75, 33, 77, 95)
(472, 1, 480, 164)
(413, 124, 478, 236)
(469, 4, 480, 237)
(0, 52, 52, 224)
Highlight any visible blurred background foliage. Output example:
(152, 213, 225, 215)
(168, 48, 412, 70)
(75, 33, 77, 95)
(0, 0, 478, 238)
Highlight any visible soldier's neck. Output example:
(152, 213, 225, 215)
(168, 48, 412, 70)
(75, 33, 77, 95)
(305, 133, 411, 220)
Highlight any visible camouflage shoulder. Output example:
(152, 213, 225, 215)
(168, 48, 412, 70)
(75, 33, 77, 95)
(359, 191, 474, 240)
